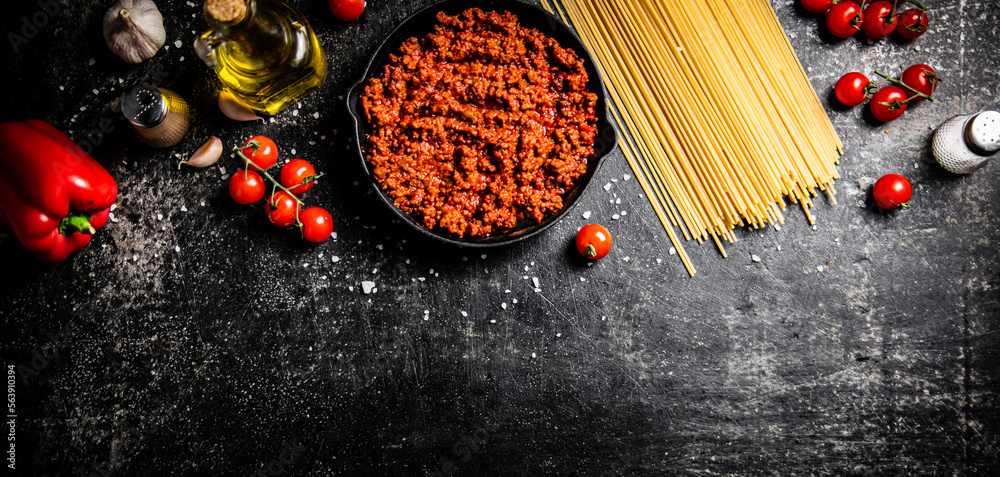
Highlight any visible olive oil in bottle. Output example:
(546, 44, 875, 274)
(195, 0, 326, 116)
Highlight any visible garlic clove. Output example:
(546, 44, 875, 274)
(103, 0, 166, 64)
(179, 136, 224, 169)
(218, 90, 265, 122)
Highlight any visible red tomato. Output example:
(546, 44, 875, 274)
(280, 159, 317, 195)
(299, 207, 334, 242)
(826, 1, 863, 38)
(834, 72, 873, 107)
(896, 8, 929, 40)
(328, 0, 365, 21)
(575, 223, 612, 260)
(265, 191, 301, 227)
(900, 64, 939, 102)
(228, 169, 266, 205)
(872, 173, 912, 210)
(860, 1, 897, 39)
(240, 135, 278, 171)
(869, 86, 909, 122)
(801, 0, 833, 14)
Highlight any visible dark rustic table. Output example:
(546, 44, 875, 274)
(2, 0, 998, 475)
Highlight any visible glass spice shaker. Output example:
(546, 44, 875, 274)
(932, 110, 1000, 174)
(121, 84, 191, 148)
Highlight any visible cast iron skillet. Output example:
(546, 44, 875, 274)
(346, 0, 617, 247)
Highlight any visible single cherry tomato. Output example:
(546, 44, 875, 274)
(860, 1, 897, 39)
(826, 1, 863, 39)
(872, 173, 912, 210)
(280, 159, 318, 195)
(801, 0, 833, 14)
(575, 223, 612, 260)
(869, 86, 909, 122)
(834, 72, 874, 107)
(328, 0, 365, 21)
(299, 207, 334, 242)
(228, 169, 266, 205)
(900, 64, 939, 102)
(240, 135, 278, 171)
(265, 191, 301, 227)
(896, 8, 929, 40)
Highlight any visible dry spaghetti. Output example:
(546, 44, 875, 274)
(542, 0, 842, 276)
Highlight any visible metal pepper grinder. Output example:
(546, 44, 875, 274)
(121, 84, 191, 148)
(932, 110, 1000, 174)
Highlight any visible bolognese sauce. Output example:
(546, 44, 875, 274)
(361, 8, 599, 237)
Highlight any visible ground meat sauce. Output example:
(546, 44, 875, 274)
(361, 8, 599, 237)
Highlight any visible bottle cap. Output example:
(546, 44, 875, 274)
(205, 0, 247, 23)
(966, 110, 1000, 155)
(122, 84, 168, 129)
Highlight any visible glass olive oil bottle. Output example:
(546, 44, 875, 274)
(195, 0, 326, 116)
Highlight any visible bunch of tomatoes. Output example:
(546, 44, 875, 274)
(834, 64, 939, 122)
(802, 0, 929, 40)
(228, 136, 334, 242)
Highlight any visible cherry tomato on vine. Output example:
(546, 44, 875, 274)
(834, 72, 874, 107)
(869, 86, 909, 122)
(328, 0, 365, 21)
(872, 173, 912, 210)
(575, 223, 612, 260)
(228, 169, 266, 205)
(280, 159, 318, 195)
(861, 1, 897, 40)
(900, 64, 939, 102)
(896, 8, 929, 40)
(299, 207, 334, 242)
(801, 0, 833, 14)
(240, 135, 278, 170)
(826, 1, 863, 39)
(265, 191, 301, 228)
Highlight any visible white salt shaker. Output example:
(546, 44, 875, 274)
(932, 110, 1000, 174)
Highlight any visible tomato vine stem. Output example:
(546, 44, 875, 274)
(235, 140, 305, 207)
(873, 69, 936, 102)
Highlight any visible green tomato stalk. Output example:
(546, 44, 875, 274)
(234, 140, 323, 230)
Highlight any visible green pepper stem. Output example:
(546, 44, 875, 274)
(59, 212, 96, 235)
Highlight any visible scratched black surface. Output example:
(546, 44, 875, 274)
(1, 0, 998, 475)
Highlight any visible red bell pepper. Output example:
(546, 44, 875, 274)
(0, 119, 118, 263)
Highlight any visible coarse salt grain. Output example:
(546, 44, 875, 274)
(752, 255, 762, 263)
(361, 281, 376, 294)
(331, 256, 340, 263)
(583, 211, 592, 219)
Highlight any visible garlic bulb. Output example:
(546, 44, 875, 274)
(103, 0, 166, 64)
